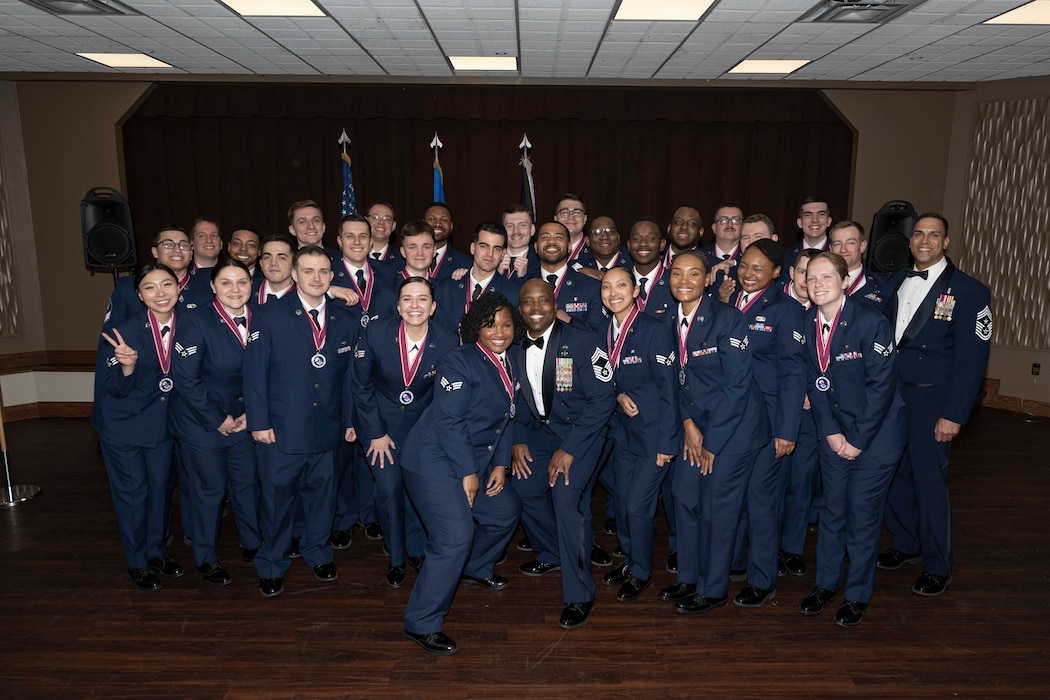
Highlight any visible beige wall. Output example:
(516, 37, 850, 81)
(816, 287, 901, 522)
(16, 81, 150, 351)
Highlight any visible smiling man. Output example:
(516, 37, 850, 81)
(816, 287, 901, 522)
(529, 221, 605, 332)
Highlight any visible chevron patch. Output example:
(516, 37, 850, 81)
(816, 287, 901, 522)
(873, 341, 893, 357)
(247, 331, 260, 343)
(729, 336, 749, 351)
(793, 330, 806, 345)
(591, 348, 613, 382)
(106, 356, 119, 368)
(175, 342, 197, 358)
(976, 305, 992, 341)
(441, 377, 463, 392)
(656, 352, 675, 366)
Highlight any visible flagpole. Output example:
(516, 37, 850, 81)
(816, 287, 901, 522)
(518, 132, 536, 218)
(339, 128, 357, 216)
(430, 132, 445, 203)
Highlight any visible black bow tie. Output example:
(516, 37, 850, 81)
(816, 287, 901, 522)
(523, 336, 545, 350)
(234, 316, 247, 327)
(905, 269, 929, 279)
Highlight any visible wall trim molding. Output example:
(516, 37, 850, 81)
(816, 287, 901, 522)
(0, 350, 95, 373)
(4, 401, 92, 421)
(981, 378, 1050, 418)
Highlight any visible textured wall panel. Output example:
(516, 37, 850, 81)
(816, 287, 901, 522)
(960, 98, 1050, 350)
(0, 125, 24, 338)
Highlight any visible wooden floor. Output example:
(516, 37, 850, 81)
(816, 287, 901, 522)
(2, 408, 1048, 698)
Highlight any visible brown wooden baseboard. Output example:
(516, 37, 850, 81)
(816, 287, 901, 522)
(980, 377, 1050, 417)
(3, 402, 93, 422)
(0, 351, 95, 373)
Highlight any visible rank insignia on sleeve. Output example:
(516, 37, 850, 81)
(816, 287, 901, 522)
(106, 356, 119, 368)
(975, 305, 992, 341)
(793, 330, 806, 345)
(656, 352, 675, 366)
(440, 377, 463, 392)
(247, 331, 260, 343)
(729, 336, 749, 351)
(175, 342, 197, 357)
(873, 341, 893, 357)
(590, 348, 613, 382)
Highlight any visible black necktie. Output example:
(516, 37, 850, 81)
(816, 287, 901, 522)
(430, 258, 437, 271)
(722, 254, 731, 260)
(234, 316, 246, 327)
(599, 266, 608, 273)
(161, 325, 170, 337)
(822, 322, 830, 337)
(372, 251, 381, 260)
(266, 293, 277, 303)
(523, 336, 544, 350)
(309, 309, 320, 327)
(546, 274, 558, 289)
(639, 277, 649, 301)
(355, 269, 367, 290)
(472, 283, 483, 301)
(502, 356, 511, 376)
(905, 269, 929, 279)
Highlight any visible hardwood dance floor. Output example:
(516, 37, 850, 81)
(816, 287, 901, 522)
(1, 408, 1048, 698)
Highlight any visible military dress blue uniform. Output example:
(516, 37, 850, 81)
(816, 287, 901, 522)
(884, 259, 991, 580)
(701, 244, 741, 287)
(432, 274, 520, 336)
(674, 296, 771, 602)
(96, 311, 179, 570)
(351, 317, 458, 568)
(243, 293, 357, 580)
(530, 267, 607, 333)
(805, 297, 907, 605)
(728, 286, 807, 593)
(604, 310, 681, 582)
(636, 267, 676, 320)
(847, 267, 892, 312)
(512, 320, 616, 604)
(170, 302, 262, 568)
(429, 245, 473, 282)
(401, 343, 523, 635)
(780, 238, 828, 284)
(577, 245, 631, 271)
(329, 257, 400, 326)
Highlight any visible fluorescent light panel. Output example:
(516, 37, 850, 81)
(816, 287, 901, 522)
(449, 56, 517, 71)
(221, 0, 324, 17)
(77, 52, 173, 68)
(614, 0, 715, 21)
(728, 59, 810, 74)
(985, 0, 1050, 24)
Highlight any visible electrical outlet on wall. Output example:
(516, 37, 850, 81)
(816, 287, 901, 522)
(1033, 363, 1041, 376)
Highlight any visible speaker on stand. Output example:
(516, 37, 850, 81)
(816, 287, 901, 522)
(867, 200, 917, 277)
(81, 187, 137, 287)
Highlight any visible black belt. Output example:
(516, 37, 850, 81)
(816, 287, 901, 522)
(902, 382, 935, 388)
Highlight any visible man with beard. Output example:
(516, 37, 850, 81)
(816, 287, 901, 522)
(424, 203, 472, 281)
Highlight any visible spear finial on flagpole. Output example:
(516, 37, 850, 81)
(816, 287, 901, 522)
(518, 133, 532, 154)
(430, 132, 443, 161)
(338, 128, 351, 156)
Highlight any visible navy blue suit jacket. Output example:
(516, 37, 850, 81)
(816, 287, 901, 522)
(329, 257, 400, 326)
(577, 245, 631, 271)
(170, 302, 251, 448)
(849, 267, 892, 312)
(429, 246, 473, 282)
(733, 286, 807, 443)
(402, 343, 519, 481)
(432, 274, 520, 336)
(677, 296, 770, 456)
(530, 267, 607, 333)
(804, 298, 906, 459)
(780, 238, 829, 284)
(604, 313, 682, 457)
(513, 321, 616, 461)
(350, 317, 459, 445)
(886, 258, 991, 425)
(243, 294, 356, 454)
(702, 244, 741, 287)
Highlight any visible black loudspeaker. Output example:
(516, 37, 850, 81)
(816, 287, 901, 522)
(867, 200, 916, 277)
(82, 187, 137, 269)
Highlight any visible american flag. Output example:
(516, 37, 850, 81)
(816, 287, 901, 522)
(341, 152, 357, 216)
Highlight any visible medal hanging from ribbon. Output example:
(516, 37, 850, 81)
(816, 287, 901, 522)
(149, 310, 175, 392)
(212, 299, 250, 348)
(398, 323, 429, 405)
(607, 305, 639, 371)
(307, 307, 328, 368)
(814, 304, 844, 392)
(476, 341, 516, 418)
(676, 302, 700, 386)
(636, 264, 664, 313)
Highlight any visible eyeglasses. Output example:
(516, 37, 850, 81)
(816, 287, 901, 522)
(157, 240, 192, 251)
(590, 227, 617, 237)
(556, 208, 586, 219)
(714, 216, 743, 226)
(368, 214, 393, 223)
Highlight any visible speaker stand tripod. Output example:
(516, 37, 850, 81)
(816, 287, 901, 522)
(0, 401, 41, 506)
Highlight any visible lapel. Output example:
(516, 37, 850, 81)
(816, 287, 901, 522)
(541, 322, 562, 418)
(832, 300, 855, 354)
(516, 344, 541, 420)
(899, 259, 954, 348)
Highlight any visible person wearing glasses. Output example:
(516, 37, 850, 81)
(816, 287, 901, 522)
(553, 193, 589, 265)
(365, 202, 399, 265)
(577, 216, 630, 276)
(702, 204, 745, 290)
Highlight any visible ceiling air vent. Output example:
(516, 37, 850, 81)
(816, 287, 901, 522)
(798, 0, 928, 23)
(20, 0, 137, 15)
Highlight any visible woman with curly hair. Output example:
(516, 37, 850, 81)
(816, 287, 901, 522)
(400, 292, 526, 655)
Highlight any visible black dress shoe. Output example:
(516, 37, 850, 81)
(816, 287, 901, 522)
(834, 600, 867, 627)
(877, 548, 921, 571)
(602, 561, 631, 586)
(912, 570, 952, 596)
(386, 565, 406, 588)
(616, 576, 650, 602)
(559, 600, 596, 629)
(407, 555, 425, 572)
(259, 577, 284, 597)
(603, 517, 618, 535)
(799, 586, 836, 615)
(519, 559, 561, 576)
(729, 569, 747, 582)
(666, 551, 678, 573)
(674, 593, 728, 614)
(314, 562, 338, 581)
(127, 567, 162, 591)
(517, 536, 533, 552)
(241, 547, 258, 564)
(288, 537, 301, 558)
(460, 574, 510, 590)
(404, 630, 457, 655)
(195, 561, 232, 587)
(780, 551, 807, 576)
(612, 545, 626, 558)
(362, 522, 384, 540)
(148, 555, 185, 578)
(733, 585, 775, 608)
(658, 582, 696, 602)
(330, 530, 352, 549)
(591, 541, 612, 567)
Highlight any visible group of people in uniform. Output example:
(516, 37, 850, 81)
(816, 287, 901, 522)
(93, 193, 992, 655)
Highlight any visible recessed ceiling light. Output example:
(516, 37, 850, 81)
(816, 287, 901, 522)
(614, 0, 715, 21)
(220, 0, 324, 17)
(77, 52, 174, 68)
(985, 0, 1050, 25)
(449, 56, 518, 71)
(728, 59, 810, 74)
